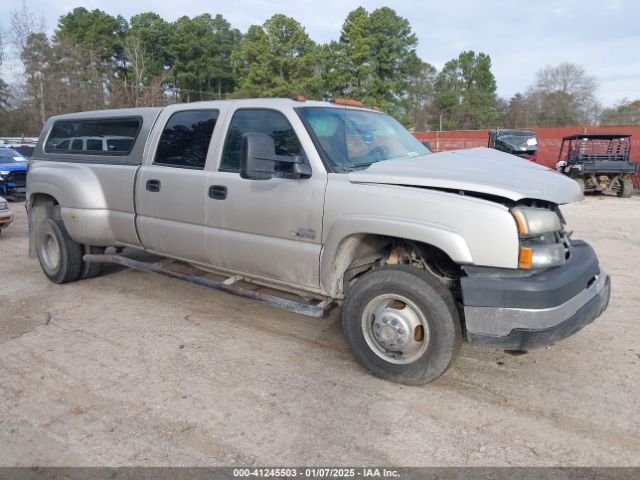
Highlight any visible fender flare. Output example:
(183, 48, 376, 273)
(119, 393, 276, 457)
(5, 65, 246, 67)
(320, 215, 473, 297)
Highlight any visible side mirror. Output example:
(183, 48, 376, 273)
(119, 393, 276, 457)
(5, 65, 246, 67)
(240, 133, 277, 180)
(240, 132, 311, 181)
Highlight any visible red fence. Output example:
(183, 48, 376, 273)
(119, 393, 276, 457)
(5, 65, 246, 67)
(413, 125, 640, 188)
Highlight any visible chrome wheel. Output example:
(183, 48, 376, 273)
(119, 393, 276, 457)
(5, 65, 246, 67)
(40, 231, 61, 272)
(361, 294, 430, 364)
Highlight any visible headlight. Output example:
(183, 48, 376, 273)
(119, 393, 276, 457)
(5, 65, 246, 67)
(0, 201, 7, 210)
(512, 207, 562, 236)
(512, 207, 566, 269)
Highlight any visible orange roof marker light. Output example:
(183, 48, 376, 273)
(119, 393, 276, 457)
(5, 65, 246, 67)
(291, 95, 306, 102)
(331, 98, 364, 107)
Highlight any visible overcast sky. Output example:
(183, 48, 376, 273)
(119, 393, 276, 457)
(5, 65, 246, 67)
(1, 0, 638, 106)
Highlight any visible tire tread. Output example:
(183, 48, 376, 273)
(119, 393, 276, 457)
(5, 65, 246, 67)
(342, 265, 461, 385)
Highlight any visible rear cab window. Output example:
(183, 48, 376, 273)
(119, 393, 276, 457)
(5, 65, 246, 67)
(154, 110, 219, 170)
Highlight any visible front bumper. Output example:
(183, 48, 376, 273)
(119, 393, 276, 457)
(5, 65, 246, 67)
(462, 240, 610, 350)
(0, 184, 27, 196)
(0, 173, 27, 197)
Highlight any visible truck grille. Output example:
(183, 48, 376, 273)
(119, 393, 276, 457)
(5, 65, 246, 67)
(6, 171, 26, 185)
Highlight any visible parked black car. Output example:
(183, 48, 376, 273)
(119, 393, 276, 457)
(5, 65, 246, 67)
(488, 129, 537, 162)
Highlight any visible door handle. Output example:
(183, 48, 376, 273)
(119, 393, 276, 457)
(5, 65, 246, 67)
(146, 179, 161, 192)
(208, 185, 227, 200)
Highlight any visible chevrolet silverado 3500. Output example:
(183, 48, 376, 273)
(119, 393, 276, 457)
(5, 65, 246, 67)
(27, 98, 610, 384)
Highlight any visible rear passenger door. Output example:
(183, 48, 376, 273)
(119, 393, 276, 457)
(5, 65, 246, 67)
(136, 108, 219, 263)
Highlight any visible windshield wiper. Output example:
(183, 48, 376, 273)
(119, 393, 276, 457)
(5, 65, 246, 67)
(348, 161, 378, 170)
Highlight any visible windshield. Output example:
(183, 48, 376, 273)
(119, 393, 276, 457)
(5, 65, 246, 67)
(497, 133, 537, 151)
(297, 107, 430, 172)
(0, 149, 29, 163)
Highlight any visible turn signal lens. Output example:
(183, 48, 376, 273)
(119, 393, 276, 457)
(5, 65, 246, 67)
(519, 247, 533, 269)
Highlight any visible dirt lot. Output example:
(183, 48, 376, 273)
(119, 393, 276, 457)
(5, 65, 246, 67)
(1, 196, 639, 467)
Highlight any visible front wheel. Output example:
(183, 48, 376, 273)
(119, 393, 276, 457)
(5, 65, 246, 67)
(341, 266, 461, 385)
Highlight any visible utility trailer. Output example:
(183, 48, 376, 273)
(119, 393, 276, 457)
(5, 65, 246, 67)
(556, 133, 637, 197)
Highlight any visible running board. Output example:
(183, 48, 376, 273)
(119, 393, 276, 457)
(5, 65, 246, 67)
(83, 254, 327, 317)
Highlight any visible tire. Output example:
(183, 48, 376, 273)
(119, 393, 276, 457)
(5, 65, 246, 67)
(36, 216, 83, 284)
(80, 245, 105, 279)
(574, 177, 585, 192)
(341, 265, 462, 385)
(619, 176, 633, 198)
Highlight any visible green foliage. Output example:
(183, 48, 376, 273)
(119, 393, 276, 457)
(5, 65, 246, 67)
(20, 32, 51, 73)
(407, 61, 437, 130)
(6, 4, 635, 135)
(129, 12, 172, 79)
(233, 15, 319, 98)
(3, 5, 509, 133)
(434, 50, 497, 129)
(56, 7, 128, 64)
(533, 90, 581, 126)
(328, 7, 423, 122)
(600, 99, 640, 125)
(500, 92, 535, 128)
(169, 14, 241, 99)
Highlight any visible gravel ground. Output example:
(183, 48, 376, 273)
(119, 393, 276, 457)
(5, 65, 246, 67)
(0, 196, 639, 466)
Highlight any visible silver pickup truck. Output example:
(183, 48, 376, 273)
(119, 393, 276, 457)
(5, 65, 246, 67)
(27, 98, 610, 384)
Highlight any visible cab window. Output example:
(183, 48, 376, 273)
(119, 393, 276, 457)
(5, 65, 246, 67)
(220, 109, 304, 173)
(154, 110, 219, 169)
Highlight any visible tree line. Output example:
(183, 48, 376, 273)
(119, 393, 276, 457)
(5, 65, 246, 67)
(0, 4, 638, 136)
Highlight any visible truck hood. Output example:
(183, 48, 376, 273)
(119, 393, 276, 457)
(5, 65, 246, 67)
(349, 147, 582, 204)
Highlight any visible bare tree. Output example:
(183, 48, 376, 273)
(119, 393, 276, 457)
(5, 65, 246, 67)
(108, 34, 174, 108)
(10, 1, 45, 51)
(20, 33, 51, 126)
(531, 62, 600, 123)
(0, 29, 11, 111)
(534, 63, 597, 99)
(123, 35, 147, 107)
(0, 28, 5, 67)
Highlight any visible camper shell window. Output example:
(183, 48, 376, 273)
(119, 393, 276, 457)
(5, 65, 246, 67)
(44, 117, 141, 155)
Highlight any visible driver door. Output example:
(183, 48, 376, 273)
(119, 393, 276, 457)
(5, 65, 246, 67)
(204, 108, 326, 288)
